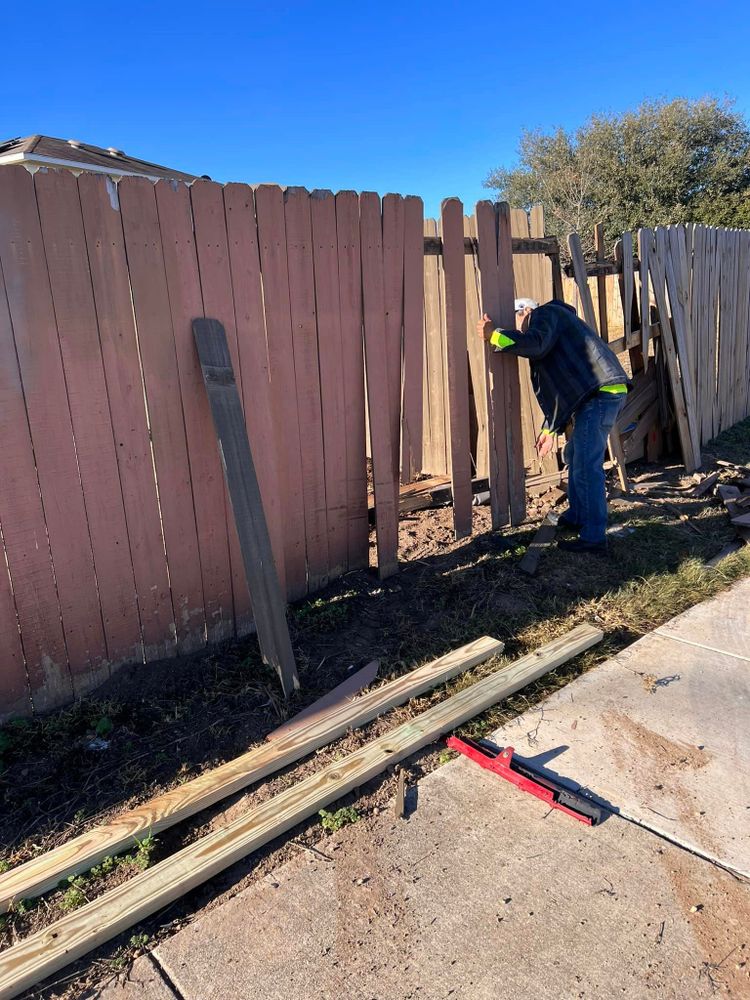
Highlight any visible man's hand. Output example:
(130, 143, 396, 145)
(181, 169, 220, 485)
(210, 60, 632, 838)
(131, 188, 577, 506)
(476, 313, 494, 342)
(535, 432, 555, 458)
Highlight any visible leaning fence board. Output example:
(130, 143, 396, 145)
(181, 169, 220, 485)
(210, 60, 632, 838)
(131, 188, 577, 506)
(254, 184, 307, 599)
(0, 626, 601, 997)
(383, 193, 405, 486)
(0, 264, 66, 712)
(464, 215, 489, 478)
(35, 169, 141, 671)
(0, 636, 503, 912)
(401, 195, 424, 483)
(335, 190, 369, 570)
(423, 217, 448, 475)
(118, 176, 206, 653)
(474, 201, 510, 526)
(361, 193, 399, 578)
(638, 228, 651, 369)
(441, 198, 473, 538)
(285, 188, 330, 591)
(155, 179, 234, 645)
(193, 319, 298, 697)
(0, 165, 107, 692)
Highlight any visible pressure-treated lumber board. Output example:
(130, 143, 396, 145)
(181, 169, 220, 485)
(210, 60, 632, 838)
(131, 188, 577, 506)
(0, 636, 503, 912)
(474, 201, 509, 527)
(34, 168, 141, 671)
(310, 190, 348, 579)
(361, 192, 399, 578)
(401, 195, 424, 483)
(0, 165, 107, 692)
(0, 626, 601, 997)
(335, 190, 369, 571)
(118, 176, 206, 653)
(441, 198, 473, 539)
(78, 173, 176, 663)
(192, 318, 298, 697)
(155, 179, 234, 644)
(285, 187, 329, 591)
(567, 233, 629, 491)
(254, 184, 307, 600)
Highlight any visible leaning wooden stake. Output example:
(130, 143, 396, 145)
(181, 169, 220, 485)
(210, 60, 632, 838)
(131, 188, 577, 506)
(0, 625, 602, 1000)
(193, 318, 299, 697)
(0, 637, 503, 913)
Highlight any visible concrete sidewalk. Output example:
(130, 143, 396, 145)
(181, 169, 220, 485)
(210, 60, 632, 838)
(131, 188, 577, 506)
(94, 579, 750, 1000)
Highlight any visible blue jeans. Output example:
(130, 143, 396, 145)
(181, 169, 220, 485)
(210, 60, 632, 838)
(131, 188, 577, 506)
(563, 394, 625, 543)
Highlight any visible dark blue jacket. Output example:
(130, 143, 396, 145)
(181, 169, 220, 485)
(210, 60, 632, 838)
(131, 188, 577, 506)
(497, 300, 630, 433)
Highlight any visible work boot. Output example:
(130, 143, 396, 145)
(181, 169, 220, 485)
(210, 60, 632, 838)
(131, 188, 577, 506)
(552, 511, 581, 531)
(557, 537, 608, 556)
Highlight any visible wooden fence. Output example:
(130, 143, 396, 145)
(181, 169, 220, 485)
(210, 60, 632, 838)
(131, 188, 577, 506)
(2, 162, 749, 719)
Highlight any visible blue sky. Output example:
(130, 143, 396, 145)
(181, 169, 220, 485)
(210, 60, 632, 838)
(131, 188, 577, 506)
(5, 0, 750, 216)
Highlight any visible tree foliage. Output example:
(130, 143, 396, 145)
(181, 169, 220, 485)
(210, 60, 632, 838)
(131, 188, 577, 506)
(485, 98, 750, 255)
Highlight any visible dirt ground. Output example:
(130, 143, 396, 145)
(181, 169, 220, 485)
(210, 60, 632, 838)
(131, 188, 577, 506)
(1, 421, 750, 997)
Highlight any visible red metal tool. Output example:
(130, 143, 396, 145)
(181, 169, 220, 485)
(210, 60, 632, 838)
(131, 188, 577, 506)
(446, 736, 602, 826)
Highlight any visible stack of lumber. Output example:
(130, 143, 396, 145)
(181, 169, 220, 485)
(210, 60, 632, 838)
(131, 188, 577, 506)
(0, 624, 603, 999)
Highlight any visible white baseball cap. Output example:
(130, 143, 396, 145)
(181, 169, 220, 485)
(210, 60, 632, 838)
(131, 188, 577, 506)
(515, 298, 538, 311)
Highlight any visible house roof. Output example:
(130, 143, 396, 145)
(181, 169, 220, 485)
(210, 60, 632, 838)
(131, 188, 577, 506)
(0, 135, 199, 181)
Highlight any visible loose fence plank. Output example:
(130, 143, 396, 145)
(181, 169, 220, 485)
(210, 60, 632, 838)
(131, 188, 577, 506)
(78, 174, 175, 663)
(0, 636, 503, 911)
(638, 228, 652, 370)
(285, 187, 329, 591)
(254, 185, 307, 599)
(383, 193, 405, 486)
(118, 176, 206, 653)
(401, 195, 424, 483)
(0, 166, 107, 694)
(621, 231, 634, 345)
(518, 513, 557, 576)
(441, 198, 473, 539)
(154, 180, 234, 645)
(594, 223, 609, 341)
(474, 201, 509, 526)
(360, 192, 398, 578)
(0, 264, 63, 714)
(192, 319, 298, 697)
(423, 217, 448, 475)
(335, 190, 369, 570)
(0, 626, 602, 996)
(464, 214, 489, 479)
(35, 169, 142, 672)
(190, 179, 253, 636)
(224, 184, 287, 595)
(495, 203, 526, 523)
(310, 190, 348, 579)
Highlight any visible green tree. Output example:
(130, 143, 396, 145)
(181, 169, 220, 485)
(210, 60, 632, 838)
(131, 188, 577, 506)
(485, 98, 750, 256)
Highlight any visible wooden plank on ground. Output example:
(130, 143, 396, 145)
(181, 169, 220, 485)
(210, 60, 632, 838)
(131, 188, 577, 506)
(474, 201, 509, 527)
(285, 187, 329, 591)
(267, 659, 380, 741)
(78, 174, 175, 663)
(35, 169, 141, 673)
(192, 318, 298, 697)
(401, 195, 424, 483)
(118, 176, 206, 653)
(335, 191, 369, 570)
(0, 264, 60, 714)
(155, 179, 234, 645)
(518, 513, 557, 576)
(223, 183, 287, 594)
(441, 198, 473, 539)
(0, 626, 601, 996)
(0, 165, 107, 695)
(0, 635, 503, 912)
(254, 185, 307, 599)
(310, 190, 348, 580)
(360, 193, 399, 578)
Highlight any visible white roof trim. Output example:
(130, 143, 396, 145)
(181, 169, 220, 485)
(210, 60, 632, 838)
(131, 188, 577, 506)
(0, 150, 185, 183)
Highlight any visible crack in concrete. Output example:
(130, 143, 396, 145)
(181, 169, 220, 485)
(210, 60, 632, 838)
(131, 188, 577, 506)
(148, 952, 186, 1000)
